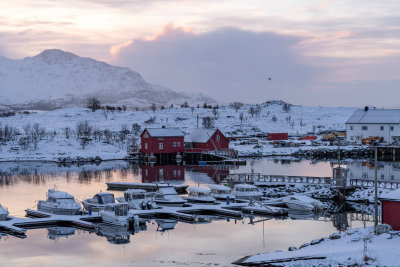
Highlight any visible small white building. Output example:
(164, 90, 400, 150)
(346, 107, 400, 144)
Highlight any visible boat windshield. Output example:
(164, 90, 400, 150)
(98, 194, 115, 204)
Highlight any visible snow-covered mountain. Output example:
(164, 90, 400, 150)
(0, 49, 215, 110)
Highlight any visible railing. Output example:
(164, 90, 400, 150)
(350, 179, 400, 189)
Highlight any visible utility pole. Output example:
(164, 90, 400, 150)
(374, 146, 378, 233)
(197, 114, 199, 128)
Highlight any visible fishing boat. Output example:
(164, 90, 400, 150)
(0, 204, 8, 221)
(82, 192, 115, 212)
(209, 184, 236, 200)
(99, 203, 137, 227)
(153, 184, 187, 206)
(283, 195, 323, 212)
(186, 186, 216, 204)
(241, 200, 288, 216)
(233, 184, 263, 200)
(37, 188, 82, 215)
(116, 189, 158, 210)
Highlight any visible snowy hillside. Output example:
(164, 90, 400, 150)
(0, 102, 357, 161)
(0, 49, 214, 110)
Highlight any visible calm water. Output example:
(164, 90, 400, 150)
(0, 159, 373, 266)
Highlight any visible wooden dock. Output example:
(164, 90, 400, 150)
(106, 182, 189, 194)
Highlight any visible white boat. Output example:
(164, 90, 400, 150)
(82, 192, 115, 212)
(283, 195, 323, 212)
(37, 189, 82, 215)
(99, 203, 133, 227)
(186, 186, 216, 204)
(233, 184, 263, 200)
(116, 189, 158, 210)
(241, 200, 288, 216)
(0, 204, 9, 221)
(209, 184, 236, 200)
(153, 184, 187, 206)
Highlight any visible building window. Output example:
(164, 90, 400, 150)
(173, 142, 176, 147)
(144, 143, 148, 149)
(350, 136, 354, 141)
(361, 126, 368, 130)
(390, 126, 394, 131)
(381, 174, 384, 179)
(381, 137, 384, 142)
(143, 133, 149, 138)
(350, 126, 354, 130)
(216, 135, 220, 141)
(177, 142, 180, 147)
(381, 126, 384, 131)
(159, 143, 163, 149)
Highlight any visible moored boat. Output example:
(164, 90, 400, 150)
(187, 186, 216, 204)
(0, 204, 9, 221)
(153, 184, 187, 207)
(82, 192, 115, 212)
(283, 195, 323, 212)
(37, 188, 82, 215)
(233, 184, 263, 200)
(209, 184, 236, 200)
(99, 203, 132, 227)
(116, 189, 158, 210)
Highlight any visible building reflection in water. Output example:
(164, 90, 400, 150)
(141, 165, 184, 183)
(346, 160, 400, 182)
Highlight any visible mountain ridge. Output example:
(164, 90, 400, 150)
(0, 49, 215, 110)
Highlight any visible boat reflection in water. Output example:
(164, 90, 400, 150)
(47, 227, 76, 240)
(97, 225, 131, 245)
(155, 219, 178, 232)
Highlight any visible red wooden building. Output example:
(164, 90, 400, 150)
(140, 128, 184, 154)
(186, 129, 229, 151)
(141, 165, 185, 183)
(380, 189, 400, 230)
(267, 133, 288, 141)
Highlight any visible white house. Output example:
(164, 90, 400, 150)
(346, 107, 400, 144)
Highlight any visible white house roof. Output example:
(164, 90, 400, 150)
(380, 188, 400, 201)
(145, 128, 184, 137)
(187, 129, 222, 143)
(346, 109, 400, 124)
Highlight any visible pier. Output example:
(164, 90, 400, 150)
(106, 182, 189, 194)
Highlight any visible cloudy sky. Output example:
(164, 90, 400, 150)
(1, 0, 399, 107)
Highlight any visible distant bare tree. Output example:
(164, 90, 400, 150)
(248, 107, 255, 117)
(63, 127, 71, 139)
(202, 116, 215, 129)
(87, 97, 101, 112)
(254, 105, 261, 117)
(122, 105, 127, 112)
(144, 117, 155, 125)
(23, 123, 31, 136)
(18, 136, 30, 150)
(239, 112, 244, 122)
(290, 120, 295, 130)
(131, 123, 141, 136)
(102, 108, 110, 120)
(191, 107, 195, 115)
(212, 107, 219, 119)
(300, 118, 305, 131)
(230, 102, 243, 112)
(151, 103, 157, 113)
(76, 121, 92, 139)
(282, 103, 291, 112)
(271, 115, 277, 123)
(103, 129, 112, 143)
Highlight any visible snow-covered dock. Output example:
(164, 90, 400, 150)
(106, 182, 188, 194)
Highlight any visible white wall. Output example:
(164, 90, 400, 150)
(346, 123, 400, 144)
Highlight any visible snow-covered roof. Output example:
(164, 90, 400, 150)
(124, 189, 146, 194)
(187, 129, 223, 143)
(144, 128, 184, 137)
(96, 192, 114, 196)
(346, 109, 400, 124)
(209, 184, 231, 191)
(188, 186, 211, 193)
(380, 188, 400, 201)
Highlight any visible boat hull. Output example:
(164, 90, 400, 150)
(37, 204, 81, 215)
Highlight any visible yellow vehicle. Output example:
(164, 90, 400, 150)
(361, 136, 381, 145)
(322, 132, 346, 141)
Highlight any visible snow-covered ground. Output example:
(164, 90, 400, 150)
(0, 103, 356, 161)
(237, 226, 400, 266)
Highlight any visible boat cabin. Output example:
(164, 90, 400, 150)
(95, 192, 115, 204)
(104, 203, 129, 216)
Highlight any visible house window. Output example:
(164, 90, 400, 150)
(173, 142, 176, 147)
(381, 137, 384, 142)
(143, 133, 149, 138)
(390, 126, 394, 131)
(144, 143, 148, 149)
(350, 126, 354, 130)
(177, 142, 180, 147)
(381, 174, 384, 179)
(361, 126, 368, 130)
(159, 143, 163, 149)
(216, 135, 220, 141)
(381, 126, 384, 131)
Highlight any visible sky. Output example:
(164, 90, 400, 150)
(0, 0, 399, 107)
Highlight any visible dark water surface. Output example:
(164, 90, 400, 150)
(0, 159, 372, 266)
